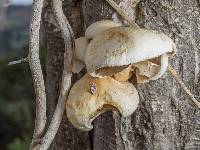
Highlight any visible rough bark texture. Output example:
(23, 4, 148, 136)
(43, 0, 200, 149)
(83, 0, 200, 149)
(42, 0, 91, 149)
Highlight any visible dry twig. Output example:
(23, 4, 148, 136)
(39, 0, 75, 149)
(8, 57, 28, 66)
(28, 0, 47, 149)
(8, 0, 47, 149)
(106, 0, 139, 28)
(9, 0, 73, 149)
(168, 65, 200, 108)
(105, 0, 200, 109)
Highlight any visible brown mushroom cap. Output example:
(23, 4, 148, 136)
(66, 74, 139, 131)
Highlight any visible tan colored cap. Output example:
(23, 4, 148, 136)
(66, 74, 139, 131)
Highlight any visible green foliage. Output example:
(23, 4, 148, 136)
(0, 101, 33, 150)
(0, 44, 45, 149)
(6, 135, 31, 150)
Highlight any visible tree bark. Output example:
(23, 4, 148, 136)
(42, 0, 91, 149)
(43, 0, 200, 149)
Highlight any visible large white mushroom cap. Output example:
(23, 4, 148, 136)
(73, 20, 122, 73)
(85, 20, 122, 39)
(66, 74, 139, 131)
(85, 26, 176, 82)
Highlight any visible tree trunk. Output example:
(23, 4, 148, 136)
(42, 0, 91, 149)
(42, 0, 200, 149)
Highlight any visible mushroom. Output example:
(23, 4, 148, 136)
(72, 60, 85, 74)
(134, 53, 169, 83)
(72, 37, 89, 73)
(85, 20, 121, 39)
(73, 20, 122, 73)
(66, 74, 139, 131)
(85, 26, 176, 83)
(113, 66, 134, 81)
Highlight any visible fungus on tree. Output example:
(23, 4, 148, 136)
(72, 37, 89, 73)
(85, 26, 176, 83)
(72, 20, 122, 74)
(66, 74, 139, 131)
(67, 21, 177, 131)
(8, 0, 200, 148)
(66, 19, 200, 132)
(85, 20, 121, 39)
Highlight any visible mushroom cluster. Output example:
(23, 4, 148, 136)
(66, 20, 176, 131)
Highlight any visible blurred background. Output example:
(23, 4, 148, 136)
(0, 0, 45, 149)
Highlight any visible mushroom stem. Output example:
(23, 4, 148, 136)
(105, 0, 200, 109)
(168, 65, 200, 108)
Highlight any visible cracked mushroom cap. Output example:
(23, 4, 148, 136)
(85, 27, 176, 81)
(134, 53, 169, 83)
(72, 37, 89, 73)
(113, 66, 134, 82)
(66, 74, 139, 131)
(85, 20, 122, 39)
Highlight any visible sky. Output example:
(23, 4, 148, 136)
(10, 0, 32, 5)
